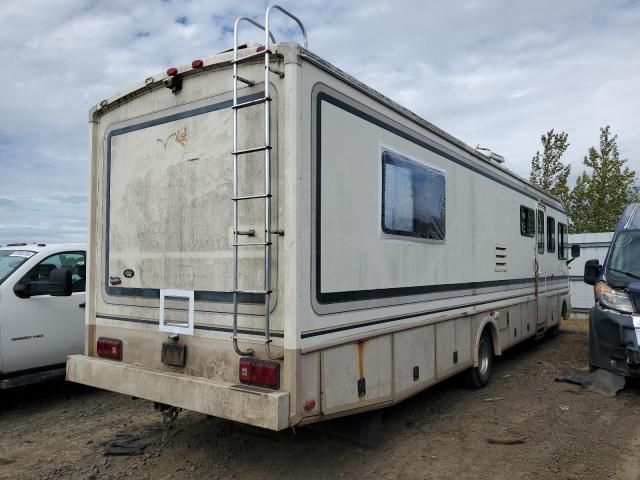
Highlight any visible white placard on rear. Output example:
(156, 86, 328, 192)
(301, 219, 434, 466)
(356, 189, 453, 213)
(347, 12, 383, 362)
(159, 289, 195, 335)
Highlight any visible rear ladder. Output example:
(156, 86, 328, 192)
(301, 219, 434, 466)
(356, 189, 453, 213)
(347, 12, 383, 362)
(231, 5, 307, 359)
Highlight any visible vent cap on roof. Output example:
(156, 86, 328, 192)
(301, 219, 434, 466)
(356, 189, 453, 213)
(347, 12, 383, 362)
(476, 146, 505, 164)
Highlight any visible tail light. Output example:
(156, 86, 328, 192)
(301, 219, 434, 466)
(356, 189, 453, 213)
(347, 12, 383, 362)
(239, 358, 280, 389)
(97, 337, 123, 360)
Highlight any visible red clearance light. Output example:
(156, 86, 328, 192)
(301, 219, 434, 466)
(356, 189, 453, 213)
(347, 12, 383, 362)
(97, 337, 123, 361)
(166, 67, 178, 76)
(239, 358, 280, 389)
(191, 59, 204, 69)
(256, 45, 266, 52)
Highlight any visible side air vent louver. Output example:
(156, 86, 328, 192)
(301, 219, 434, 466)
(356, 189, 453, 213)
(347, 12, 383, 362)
(495, 243, 507, 272)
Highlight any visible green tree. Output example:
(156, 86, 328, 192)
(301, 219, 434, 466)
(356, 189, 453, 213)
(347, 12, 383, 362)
(569, 126, 637, 233)
(529, 129, 571, 209)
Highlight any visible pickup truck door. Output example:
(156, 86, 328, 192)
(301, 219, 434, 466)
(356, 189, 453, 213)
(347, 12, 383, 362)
(1, 251, 86, 374)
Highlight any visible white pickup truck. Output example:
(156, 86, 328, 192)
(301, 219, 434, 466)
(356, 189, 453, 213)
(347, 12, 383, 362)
(0, 243, 86, 389)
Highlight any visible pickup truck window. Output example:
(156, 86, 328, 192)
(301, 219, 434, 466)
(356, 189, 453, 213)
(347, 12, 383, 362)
(20, 251, 86, 295)
(0, 250, 34, 286)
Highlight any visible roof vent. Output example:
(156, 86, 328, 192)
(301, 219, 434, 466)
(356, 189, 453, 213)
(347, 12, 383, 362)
(476, 146, 505, 164)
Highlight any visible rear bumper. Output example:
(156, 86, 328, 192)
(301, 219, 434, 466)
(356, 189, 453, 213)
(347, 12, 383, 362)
(66, 355, 290, 430)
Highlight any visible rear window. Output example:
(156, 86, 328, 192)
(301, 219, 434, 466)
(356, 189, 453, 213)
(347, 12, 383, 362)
(381, 149, 446, 241)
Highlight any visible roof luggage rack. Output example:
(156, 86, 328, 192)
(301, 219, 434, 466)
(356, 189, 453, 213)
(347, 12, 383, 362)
(230, 5, 307, 360)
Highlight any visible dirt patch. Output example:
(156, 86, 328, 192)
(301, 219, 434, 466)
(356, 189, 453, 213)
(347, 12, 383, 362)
(561, 317, 590, 334)
(1, 330, 639, 480)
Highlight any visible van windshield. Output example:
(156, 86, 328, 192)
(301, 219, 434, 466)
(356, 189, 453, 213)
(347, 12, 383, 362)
(607, 231, 640, 281)
(0, 250, 34, 285)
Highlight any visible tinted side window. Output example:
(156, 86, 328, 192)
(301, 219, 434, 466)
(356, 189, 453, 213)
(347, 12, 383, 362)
(20, 251, 86, 296)
(558, 223, 568, 260)
(537, 210, 545, 254)
(547, 216, 556, 253)
(381, 150, 446, 241)
(520, 206, 535, 236)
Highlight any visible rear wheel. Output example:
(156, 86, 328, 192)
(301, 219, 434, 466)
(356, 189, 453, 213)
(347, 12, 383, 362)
(465, 330, 493, 389)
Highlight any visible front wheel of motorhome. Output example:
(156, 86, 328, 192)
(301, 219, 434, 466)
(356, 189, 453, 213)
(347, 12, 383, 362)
(466, 331, 493, 389)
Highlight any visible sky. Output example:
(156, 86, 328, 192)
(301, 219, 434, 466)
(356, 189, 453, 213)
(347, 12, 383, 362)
(0, 0, 639, 244)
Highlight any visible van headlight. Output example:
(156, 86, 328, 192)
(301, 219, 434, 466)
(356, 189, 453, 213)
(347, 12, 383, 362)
(595, 282, 634, 314)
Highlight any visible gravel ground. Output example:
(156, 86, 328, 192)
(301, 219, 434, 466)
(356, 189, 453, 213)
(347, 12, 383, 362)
(1, 322, 639, 480)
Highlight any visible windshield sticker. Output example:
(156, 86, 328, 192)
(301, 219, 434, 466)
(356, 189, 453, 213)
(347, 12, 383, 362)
(9, 251, 35, 258)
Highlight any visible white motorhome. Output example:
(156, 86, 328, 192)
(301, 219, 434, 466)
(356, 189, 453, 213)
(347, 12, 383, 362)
(0, 243, 86, 389)
(67, 6, 576, 430)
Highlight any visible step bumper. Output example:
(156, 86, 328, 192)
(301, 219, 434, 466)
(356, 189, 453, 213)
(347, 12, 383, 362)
(66, 355, 289, 430)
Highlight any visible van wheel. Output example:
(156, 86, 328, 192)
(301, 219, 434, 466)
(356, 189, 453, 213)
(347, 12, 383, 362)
(465, 330, 493, 389)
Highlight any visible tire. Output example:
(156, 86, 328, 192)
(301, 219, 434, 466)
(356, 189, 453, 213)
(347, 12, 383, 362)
(465, 330, 494, 389)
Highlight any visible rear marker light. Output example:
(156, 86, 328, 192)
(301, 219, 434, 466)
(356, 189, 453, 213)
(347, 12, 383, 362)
(304, 399, 316, 411)
(166, 67, 178, 76)
(239, 358, 280, 389)
(191, 59, 204, 69)
(97, 337, 123, 361)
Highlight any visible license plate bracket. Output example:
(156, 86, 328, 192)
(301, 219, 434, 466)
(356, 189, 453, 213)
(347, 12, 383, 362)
(161, 342, 187, 367)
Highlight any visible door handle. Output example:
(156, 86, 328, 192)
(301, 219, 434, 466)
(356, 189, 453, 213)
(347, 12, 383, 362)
(79, 302, 86, 309)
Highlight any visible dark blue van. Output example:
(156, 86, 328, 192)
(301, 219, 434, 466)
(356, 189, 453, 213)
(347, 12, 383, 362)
(584, 203, 640, 376)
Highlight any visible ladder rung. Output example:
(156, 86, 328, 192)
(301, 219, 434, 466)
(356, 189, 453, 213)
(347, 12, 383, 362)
(235, 75, 256, 86)
(234, 289, 272, 295)
(232, 97, 271, 110)
(232, 50, 271, 65)
(233, 242, 272, 247)
(232, 145, 271, 155)
(233, 193, 271, 201)
(232, 334, 259, 342)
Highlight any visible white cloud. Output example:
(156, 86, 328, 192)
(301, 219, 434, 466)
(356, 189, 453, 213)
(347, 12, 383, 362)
(0, 0, 639, 244)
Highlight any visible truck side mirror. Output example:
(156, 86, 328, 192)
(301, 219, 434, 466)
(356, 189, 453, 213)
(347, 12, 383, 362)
(48, 268, 73, 296)
(584, 259, 600, 286)
(571, 244, 580, 258)
(13, 282, 31, 299)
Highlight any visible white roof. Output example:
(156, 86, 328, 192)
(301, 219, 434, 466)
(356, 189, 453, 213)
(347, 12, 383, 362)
(0, 243, 85, 254)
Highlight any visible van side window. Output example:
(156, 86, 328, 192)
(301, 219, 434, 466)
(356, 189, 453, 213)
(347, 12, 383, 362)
(381, 150, 446, 241)
(558, 223, 568, 260)
(520, 206, 535, 236)
(537, 210, 545, 254)
(20, 251, 86, 296)
(547, 216, 556, 253)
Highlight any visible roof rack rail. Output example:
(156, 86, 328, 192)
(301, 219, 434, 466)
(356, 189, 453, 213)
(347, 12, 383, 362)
(6, 242, 28, 247)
